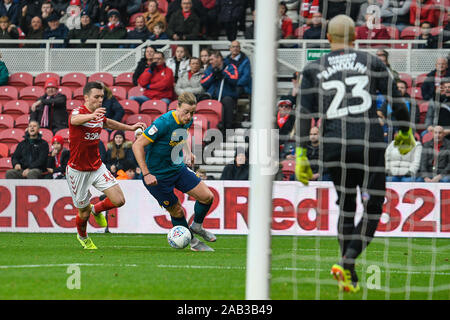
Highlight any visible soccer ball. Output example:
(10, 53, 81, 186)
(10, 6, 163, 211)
(167, 226, 191, 249)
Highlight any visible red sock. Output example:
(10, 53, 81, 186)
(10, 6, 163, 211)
(94, 197, 117, 214)
(76, 215, 88, 238)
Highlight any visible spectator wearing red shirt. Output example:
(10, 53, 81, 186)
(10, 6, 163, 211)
(409, 0, 448, 27)
(356, 11, 390, 47)
(279, 1, 293, 39)
(132, 51, 174, 105)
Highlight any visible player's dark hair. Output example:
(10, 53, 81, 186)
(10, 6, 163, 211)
(83, 81, 104, 96)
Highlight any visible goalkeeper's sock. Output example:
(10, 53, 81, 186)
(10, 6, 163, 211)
(76, 215, 88, 239)
(193, 200, 212, 224)
(171, 216, 192, 238)
(94, 197, 117, 214)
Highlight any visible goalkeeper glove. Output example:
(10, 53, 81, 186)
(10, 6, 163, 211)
(295, 147, 313, 185)
(394, 128, 416, 155)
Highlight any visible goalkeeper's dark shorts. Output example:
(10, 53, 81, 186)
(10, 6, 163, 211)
(323, 144, 386, 210)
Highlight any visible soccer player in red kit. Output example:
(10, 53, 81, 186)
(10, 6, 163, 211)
(66, 82, 146, 249)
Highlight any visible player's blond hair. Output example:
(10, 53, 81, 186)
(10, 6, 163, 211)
(177, 92, 197, 107)
(327, 14, 355, 44)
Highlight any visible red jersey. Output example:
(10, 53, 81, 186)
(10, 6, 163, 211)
(68, 105, 107, 171)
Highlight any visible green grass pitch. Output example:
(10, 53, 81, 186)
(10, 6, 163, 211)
(0, 232, 448, 300)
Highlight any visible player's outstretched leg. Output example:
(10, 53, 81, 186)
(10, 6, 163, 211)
(187, 182, 216, 242)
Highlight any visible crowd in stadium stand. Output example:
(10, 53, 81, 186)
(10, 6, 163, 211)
(0, 0, 449, 182)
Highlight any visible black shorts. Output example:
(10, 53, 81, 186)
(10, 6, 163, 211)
(323, 145, 386, 203)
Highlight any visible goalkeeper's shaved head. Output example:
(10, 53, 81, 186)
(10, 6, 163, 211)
(327, 15, 356, 45)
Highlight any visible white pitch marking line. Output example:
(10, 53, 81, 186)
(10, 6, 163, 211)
(0, 263, 137, 269)
(157, 264, 450, 276)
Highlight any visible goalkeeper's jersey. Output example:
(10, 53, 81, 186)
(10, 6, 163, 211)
(300, 48, 403, 147)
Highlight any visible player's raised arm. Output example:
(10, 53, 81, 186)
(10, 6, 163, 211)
(104, 118, 146, 132)
(70, 107, 106, 126)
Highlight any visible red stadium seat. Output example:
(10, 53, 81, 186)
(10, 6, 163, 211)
(61, 72, 87, 90)
(19, 86, 45, 103)
(414, 73, 428, 88)
(120, 99, 140, 115)
(2, 100, 29, 119)
(14, 114, 30, 129)
(66, 99, 83, 112)
(168, 100, 178, 110)
(410, 87, 423, 101)
(430, 26, 443, 36)
(196, 99, 222, 129)
(110, 86, 127, 100)
(39, 128, 53, 145)
(157, 0, 168, 15)
(88, 72, 114, 87)
(398, 73, 413, 88)
(8, 72, 33, 90)
(0, 157, 12, 178)
(422, 131, 433, 144)
(189, 114, 209, 143)
(126, 114, 153, 126)
(128, 86, 145, 98)
(54, 128, 69, 148)
(140, 99, 167, 116)
(0, 114, 14, 130)
(281, 160, 295, 180)
(0, 128, 25, 149)
(0, 114, 16, 131)
(400, 26, 421, 40)
(0, 142, 8, 157)
(57, 86, 72, 99)
(385, 25, 399, 40)
(0, 86, 18, 106)
(419, 101, 429, 124)
(34, 72, 60, 86)
(114, 72, 135, 91)
(72, 87, 84, 100)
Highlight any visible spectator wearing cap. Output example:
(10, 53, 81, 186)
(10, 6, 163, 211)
(79, 0, 100, 24)
(99, 0, 128, 26)
(105, 130, 136, 176)
(66, 10, 99, 48)
(0, 15, 18, 48)
(99, 8, 126, 48)
(42, 12, 69, 48)
(30, 78, 68, 134)
(126, 14, 151, 48)
(167, 0, 201, 40)
(0, 0, 20, 25)
(275, 95, 296, 149)
(45, 135, 70, 179)
(20, 15, 44, 48)
(60, 0, 82, 30)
